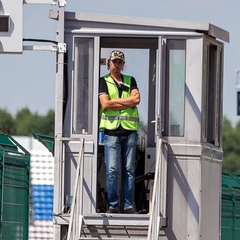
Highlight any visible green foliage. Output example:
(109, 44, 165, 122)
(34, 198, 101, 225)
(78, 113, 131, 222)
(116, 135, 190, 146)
(1, 108, 240, 173)
(222, 116, 240, 173)
(38, 110, 55, 136)
(0, 107, 54, 137)
(0, 108, 16, 134)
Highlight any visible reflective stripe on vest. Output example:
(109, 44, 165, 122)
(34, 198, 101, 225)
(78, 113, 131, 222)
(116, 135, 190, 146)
(101, 115, 139, 122)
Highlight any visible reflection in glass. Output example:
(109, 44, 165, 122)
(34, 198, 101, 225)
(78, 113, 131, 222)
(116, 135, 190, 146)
(72, 38, 94, 134)
(166, 40, 186, 136)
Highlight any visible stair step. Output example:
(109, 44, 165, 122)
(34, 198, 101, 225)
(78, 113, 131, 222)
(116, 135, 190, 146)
(80, 226, 149, 239)
(82, 213, 150, 226)
(53, 213, 167, 227)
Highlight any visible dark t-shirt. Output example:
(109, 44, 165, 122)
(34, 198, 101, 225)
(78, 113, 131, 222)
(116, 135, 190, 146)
(99, 74, 138, 136)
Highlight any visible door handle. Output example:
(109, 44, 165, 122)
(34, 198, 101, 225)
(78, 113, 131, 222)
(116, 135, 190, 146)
(152, 115, 160, 136)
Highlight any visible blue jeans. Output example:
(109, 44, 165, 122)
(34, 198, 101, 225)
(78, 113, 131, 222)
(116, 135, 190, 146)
(104, 132, 138, 211)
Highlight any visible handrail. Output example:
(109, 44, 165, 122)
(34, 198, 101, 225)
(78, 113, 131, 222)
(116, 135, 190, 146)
(67, 138, 85, 240)
(147, 138, 168, 240)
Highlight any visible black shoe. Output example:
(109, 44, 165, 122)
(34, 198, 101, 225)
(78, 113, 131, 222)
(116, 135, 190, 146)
(124, 208, 139, 214)
(106, 208, 118, 213)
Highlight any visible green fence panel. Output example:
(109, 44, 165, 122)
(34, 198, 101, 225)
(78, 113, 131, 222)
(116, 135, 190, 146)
(222, 173, 240, 240)
(222, 191, 234, 239)
(0, 129, 30, 240)
(234, 194, 240, 239)
(32, 132, 54, 155)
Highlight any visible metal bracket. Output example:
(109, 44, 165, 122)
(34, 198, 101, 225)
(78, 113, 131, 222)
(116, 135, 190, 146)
(23, 0, 57, 4)
(23, 45, 58, 52)
(58, 43, 66, 53)
(58, 0, 66, 7)
(23, 43, 67, 53)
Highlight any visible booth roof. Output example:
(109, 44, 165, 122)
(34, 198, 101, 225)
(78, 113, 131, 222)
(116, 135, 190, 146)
(49, 11, 229, 43)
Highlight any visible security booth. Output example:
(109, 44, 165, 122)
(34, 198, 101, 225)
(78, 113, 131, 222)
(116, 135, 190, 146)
(50, 10, 229, 240)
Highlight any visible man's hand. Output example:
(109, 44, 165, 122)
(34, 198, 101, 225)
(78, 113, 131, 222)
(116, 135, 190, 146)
(131, 89, 138, 96)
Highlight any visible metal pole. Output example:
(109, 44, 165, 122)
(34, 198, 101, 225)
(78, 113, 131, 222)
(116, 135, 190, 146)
(53, 2, 65, 240)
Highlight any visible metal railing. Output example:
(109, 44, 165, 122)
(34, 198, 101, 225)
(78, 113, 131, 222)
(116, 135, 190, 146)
(67, 138, 85, 240)
(147, 138, 168, 240)
(66, 137, 167, 239)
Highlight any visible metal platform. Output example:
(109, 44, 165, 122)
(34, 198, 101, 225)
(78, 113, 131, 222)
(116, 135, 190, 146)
(54, 213, 167, 239)
(54, 213, 167, 227)
(80, 214, 166, 240)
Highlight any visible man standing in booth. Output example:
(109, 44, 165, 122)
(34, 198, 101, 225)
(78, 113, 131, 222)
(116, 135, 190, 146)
(99, 50, 140, 214)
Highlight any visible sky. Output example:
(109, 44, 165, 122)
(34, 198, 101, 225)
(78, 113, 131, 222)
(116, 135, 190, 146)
(1, 0, 240, 125)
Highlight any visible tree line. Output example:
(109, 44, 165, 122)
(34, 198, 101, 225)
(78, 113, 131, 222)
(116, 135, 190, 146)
(0, 107, 54, 137)
(222, 117, 240, 173)
(0, 107, 240, 173)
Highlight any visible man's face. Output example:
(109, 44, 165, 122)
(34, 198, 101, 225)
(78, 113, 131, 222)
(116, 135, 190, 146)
(109, 59, 125, 73)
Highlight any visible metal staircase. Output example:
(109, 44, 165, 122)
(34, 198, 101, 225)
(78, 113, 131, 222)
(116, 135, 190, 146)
(54, 138, 168, 239)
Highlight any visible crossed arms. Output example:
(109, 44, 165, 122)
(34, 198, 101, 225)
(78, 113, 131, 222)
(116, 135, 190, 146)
(99, 89, 140, 111)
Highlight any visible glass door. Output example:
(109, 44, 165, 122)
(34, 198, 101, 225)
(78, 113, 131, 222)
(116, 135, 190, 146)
(98, 38, 158, 213)
(70, 36, 100, 213)
(99, 37, 158, 147)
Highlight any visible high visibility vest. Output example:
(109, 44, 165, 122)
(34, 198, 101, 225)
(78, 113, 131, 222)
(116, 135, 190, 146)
(99, 74, 139, 131)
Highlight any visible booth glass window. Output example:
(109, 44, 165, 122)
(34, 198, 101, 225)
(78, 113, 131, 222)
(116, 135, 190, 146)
(165, 40, 186, 136)
(202, 41, 222, 146)
(72, 37, 94, 134)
